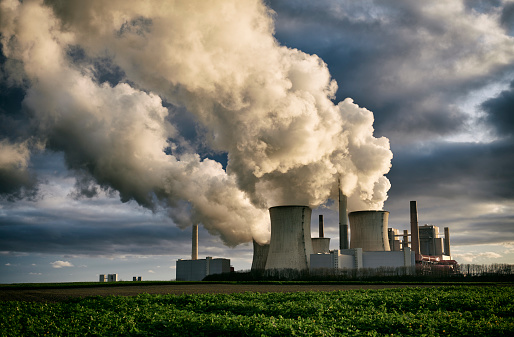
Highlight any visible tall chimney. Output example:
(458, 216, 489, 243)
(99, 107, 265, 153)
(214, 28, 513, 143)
(319, 214, 324, 238)
(410, 201, 420, 257)
(339, 185, 349, 249)
(192, 224, 198, 260)
(444, 227, 451, 256)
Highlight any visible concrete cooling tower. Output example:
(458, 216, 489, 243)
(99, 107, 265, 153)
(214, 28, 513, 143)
(251, 239, 270, 271)
(265, 206, 314, 271)
(349, 210, 391, 251)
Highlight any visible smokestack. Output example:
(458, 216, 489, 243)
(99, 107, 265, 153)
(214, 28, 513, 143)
(410, 201, 420, 257)
(192, 224, 198, 260)
(339, 185, 349, 250)
(444, 227, 451, 256)
(319, 214, 324, 238)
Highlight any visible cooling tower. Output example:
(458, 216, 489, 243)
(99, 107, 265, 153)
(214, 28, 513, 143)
(251, 239, 270, 271)
(349, 210, 391, 251)
(265, 206, 314, 270)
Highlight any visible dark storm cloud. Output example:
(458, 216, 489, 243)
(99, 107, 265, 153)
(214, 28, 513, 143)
(481, 80, 514, 137)
(450, 213, 514, 246)
(0, 167, 38, 201)
(268, 0, 514, 141)
(0, 212, 190, 256)
(387, 139, 514, 201)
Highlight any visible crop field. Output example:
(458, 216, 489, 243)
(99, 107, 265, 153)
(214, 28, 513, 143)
(1, 285, 513, 336)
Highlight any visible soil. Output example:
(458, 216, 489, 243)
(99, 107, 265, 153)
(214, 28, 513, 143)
(0, 283, 443, 302)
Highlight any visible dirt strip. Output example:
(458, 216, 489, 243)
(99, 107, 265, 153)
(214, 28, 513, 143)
(0, 283, 446, 302)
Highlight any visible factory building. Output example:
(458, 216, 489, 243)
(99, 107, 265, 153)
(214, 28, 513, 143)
(175, 224, 231, 281)
(176, 256, 231, 281)
(252, 182, 455, 273)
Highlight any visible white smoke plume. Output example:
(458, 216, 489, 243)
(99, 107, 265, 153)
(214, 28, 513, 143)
(0, 0, 392, 245)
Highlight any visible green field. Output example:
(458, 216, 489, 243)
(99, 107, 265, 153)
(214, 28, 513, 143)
(1, 286, 512, 336)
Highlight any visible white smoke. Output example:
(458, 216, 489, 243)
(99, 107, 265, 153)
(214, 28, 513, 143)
(0, 0, 392, 245)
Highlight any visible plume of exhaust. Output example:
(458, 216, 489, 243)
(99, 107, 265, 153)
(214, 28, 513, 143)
(0, 0, 392, 245)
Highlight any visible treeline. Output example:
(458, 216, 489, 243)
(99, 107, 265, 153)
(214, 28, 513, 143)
(203, 263, 514, 282)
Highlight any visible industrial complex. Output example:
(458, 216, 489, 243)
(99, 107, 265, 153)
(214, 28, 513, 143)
(176, 185, 456, 281)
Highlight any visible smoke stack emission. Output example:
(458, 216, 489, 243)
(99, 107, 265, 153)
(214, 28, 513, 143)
(0, 0, 393, 248)
(410, 201, 420, 257)
(319, 214, 324, 238)
(192, 224, 198, 260)
(339, 185, 349, 249)
(444, 227, 451, 256)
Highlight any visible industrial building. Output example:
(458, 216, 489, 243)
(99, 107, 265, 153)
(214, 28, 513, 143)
(251, 184, 455, 273)
(176, 256, 231, 281)
(176, 181, 455, 279)
(99, 273, 118, 282)
(175, 224, 231, 281)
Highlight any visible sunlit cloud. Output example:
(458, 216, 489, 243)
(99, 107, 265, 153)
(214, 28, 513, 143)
(50, 261, 74, 269)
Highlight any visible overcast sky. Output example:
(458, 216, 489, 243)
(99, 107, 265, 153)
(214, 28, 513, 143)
(1, 0, 513, 283)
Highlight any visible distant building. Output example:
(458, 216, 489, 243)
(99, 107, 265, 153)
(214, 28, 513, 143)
(176, 257, 230, 281)
(99, 273, 118, 282)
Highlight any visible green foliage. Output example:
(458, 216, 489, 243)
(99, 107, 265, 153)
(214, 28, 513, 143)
(1, 286, 513, 336)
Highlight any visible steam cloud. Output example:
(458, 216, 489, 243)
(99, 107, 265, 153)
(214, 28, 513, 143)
(0, 0, 392, 245)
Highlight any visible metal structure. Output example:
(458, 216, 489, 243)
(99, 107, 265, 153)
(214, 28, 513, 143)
(349, 210, 391, 251)
(265, 205, 314, 271)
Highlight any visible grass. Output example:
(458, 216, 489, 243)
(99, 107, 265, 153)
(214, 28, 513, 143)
(1, 285, 513, 336)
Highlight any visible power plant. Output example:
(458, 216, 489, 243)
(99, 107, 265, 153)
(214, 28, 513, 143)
(251, 185, 456, 274)
(177, 183, 456, 280)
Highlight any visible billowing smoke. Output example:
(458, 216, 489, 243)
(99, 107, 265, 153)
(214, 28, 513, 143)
(0, 139, 38, 200)
(0, 0, 392, 245)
